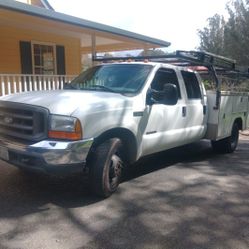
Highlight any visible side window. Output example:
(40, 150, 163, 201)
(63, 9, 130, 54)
(181, 71, 202, 99)
(151, 68, 181, 98)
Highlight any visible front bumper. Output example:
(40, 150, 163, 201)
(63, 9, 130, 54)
(0, 137, 94, 174)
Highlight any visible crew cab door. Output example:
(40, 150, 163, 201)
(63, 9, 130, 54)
(141, 67, 188, 156)
(180, 70, 207, 141)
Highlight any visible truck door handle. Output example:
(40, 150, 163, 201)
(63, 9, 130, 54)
(182, 106, 187, 117)
(203, 105, 207, 115)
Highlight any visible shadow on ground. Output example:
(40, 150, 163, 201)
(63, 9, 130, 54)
(0, 139, 248, 249)
(0, 140, 214, 213)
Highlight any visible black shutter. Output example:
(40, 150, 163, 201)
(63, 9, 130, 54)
(56, 45, 66, 75)
(19, 41, 32, 74)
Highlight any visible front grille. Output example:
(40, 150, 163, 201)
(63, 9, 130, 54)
(0, 102, 49, 142)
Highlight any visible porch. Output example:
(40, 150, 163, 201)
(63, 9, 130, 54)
(0, 0, 169, 96)
(0, 74, 76, 96)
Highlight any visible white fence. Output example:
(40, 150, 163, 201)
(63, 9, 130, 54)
(0, 74, 77, 96)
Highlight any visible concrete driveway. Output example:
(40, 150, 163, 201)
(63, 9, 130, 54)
(0, 135, 248, 249)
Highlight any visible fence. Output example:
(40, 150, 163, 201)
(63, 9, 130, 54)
(0, 74, 77, 96)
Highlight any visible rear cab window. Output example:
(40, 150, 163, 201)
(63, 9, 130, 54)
(181, 71, 202, 99)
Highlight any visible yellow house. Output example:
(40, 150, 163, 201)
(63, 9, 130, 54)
(0, 0, 170, 95)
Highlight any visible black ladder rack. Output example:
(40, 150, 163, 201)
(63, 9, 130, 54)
(94, 50, 232, 66)
(93, 50, 247, 74)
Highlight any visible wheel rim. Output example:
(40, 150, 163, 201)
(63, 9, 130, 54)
(109, 154, 122, 189)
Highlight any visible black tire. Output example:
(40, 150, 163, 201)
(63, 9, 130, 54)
(88, 138, 124, 198)
(211, 123, 239, 153)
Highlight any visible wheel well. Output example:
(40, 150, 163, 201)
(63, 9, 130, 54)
(90, 128, 138, 164)
(234, 117, 242, 130)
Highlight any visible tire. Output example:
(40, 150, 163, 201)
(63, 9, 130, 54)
(211, 122, 239, 153)
(88, 138, 124, 198)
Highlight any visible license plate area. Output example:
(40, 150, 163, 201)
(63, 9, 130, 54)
(0, 146, 9, 161)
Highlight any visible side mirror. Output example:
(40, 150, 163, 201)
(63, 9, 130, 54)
(147, 83, 178, 105)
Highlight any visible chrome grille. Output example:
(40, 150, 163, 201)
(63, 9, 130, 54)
(0, 102, 48, 141)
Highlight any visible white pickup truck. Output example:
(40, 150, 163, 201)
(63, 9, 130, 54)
(0, 51, 248, 197)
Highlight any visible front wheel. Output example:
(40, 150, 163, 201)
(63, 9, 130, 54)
(211, 123, 239, 153)
(88, 138, 124, 198)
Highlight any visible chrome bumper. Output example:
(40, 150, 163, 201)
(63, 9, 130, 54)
(0, 138, 94, 173)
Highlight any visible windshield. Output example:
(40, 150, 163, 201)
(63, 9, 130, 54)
(69, 64, 153, 94)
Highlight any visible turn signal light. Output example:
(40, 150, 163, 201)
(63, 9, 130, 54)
(48, 119, 82, 140)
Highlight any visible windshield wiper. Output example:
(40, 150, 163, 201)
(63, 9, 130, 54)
(63, 83, 77, 90)
(87, 84, 118, 93)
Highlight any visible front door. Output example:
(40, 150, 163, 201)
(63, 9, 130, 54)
(141, 67, 188, 156)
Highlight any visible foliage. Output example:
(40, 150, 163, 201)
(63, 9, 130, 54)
(138, 49, 167, 56)
(201, 76, 249, 92)
(198, 14, 225, 55)
(103, 52, 113, 58)
(202, 79, 215, 90)
(198, 0, 249, 66)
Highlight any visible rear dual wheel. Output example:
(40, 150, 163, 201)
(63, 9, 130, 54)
(211, 122, 239, 153)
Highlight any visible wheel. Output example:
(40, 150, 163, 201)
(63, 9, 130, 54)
(88, 138, 124, 198)
(211, 122, 239, 153)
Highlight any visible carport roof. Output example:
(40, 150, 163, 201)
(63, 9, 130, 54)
(0, 0, 170, 48)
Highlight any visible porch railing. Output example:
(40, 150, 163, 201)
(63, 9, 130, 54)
(0, 74, 77, 96)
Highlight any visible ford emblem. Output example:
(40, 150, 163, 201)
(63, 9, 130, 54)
(3, 116, 13, 124)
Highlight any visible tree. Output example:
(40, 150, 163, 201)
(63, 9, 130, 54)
(103, 52, 113, 58)
(198, 0, 249, 65)
(198, 14, 225, 55)
(138, 49, 167, 56)
(224, 0, 249, 64)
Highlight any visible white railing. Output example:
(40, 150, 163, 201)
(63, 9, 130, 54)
(0, 74, 77, 96)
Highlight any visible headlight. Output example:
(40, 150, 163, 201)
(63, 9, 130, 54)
(48, 115, 82, 140)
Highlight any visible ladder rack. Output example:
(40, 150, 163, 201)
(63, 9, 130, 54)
(93, 50, 248, 75)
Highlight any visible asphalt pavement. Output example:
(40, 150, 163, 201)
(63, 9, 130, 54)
(0, 135, 248, 249)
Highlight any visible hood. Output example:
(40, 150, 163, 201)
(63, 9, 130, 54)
(0, 90, 133, 116)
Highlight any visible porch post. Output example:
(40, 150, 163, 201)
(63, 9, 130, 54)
(91, 34, 96, 66)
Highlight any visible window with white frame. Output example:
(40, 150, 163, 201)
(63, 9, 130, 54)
(32, 43, 56, 75)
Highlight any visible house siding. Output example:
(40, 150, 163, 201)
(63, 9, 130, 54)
(0, 24, 81, 75)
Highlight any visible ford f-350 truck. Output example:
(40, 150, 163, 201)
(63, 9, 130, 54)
(0, 51, 248, 197)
